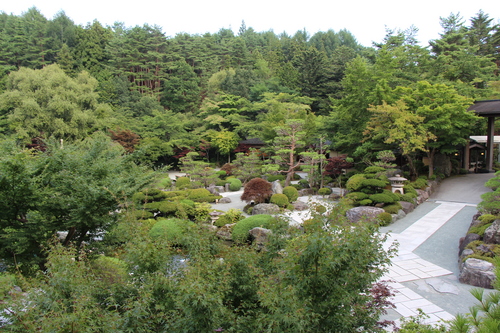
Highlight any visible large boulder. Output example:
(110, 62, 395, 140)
(415, 189, 429, 204)
(346, 206, 385, 223)
(459, 233, 481, 255)
(434, 154, 452, 177)
(252, 203, 280, 215)
(459, 258, 496, 289)
(483, 220, 500, 244)
(272, 180, 283, 194)
(293, 200, 309, 211)
(399, 201, 415, 214)
(218, 197, 232, 204)
(249, 227, 272, 250)
(298, 188, 315, 196)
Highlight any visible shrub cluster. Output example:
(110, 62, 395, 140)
(228, 178, 242, 191)
(231, 215, 276, 243)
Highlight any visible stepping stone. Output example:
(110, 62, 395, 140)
(426, 278, 460, 295)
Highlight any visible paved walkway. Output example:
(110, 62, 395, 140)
(379, 173, 494, 326)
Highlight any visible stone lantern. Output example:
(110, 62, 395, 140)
(388, 174, 407, 194)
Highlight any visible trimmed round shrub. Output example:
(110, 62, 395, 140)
(149, 218, 195, 244)
(377, 212, 393, 226)
(175, 177, 191, 189)
(283, 186, 299, 202)
(144, 201, 177, 214)
(228, 178, 242, 191)
(398, 193, 417, 202)
(358, 199, 373, 206)
(318, 187, 332, 196)
(241, 178, 273, 204)
(270, 193, 289, 207)
(403, 184, 418, 196)
(232, 215, 275, 243)
(315, 204, 327, 213)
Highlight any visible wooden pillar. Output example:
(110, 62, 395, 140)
(486, 116, 495, 172)
(463, 140, 470, 170)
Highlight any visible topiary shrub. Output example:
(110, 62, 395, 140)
(149, 218, 195, 245)
(228, 178, 242, 191)
(377, 212, 393, 226)
(315, 204, 327, 213)
(369, 193, 397, 205)
(241, 177, 273, 204)
(270, 193, 289, 208)
(358, 199, 373, 206)
(267, 174, 285, 182)
(283, 186, 299, 202)
(363, 166, 387, 175)
(216, 179, 227, 186)
(175, 176, 191, 189)
(346, 192, 369, 201)
(144, 201, 178, 214)
(383, 202, 402, 214)
(403, 184, 418, 197)
(187, 188, 221, 202)
(232, 215, 275, 243)
(216, 170, 227, 178)
(346, 174, 366, 191)
(318, 187, 332, 197)
(215, 208, 244, 227)
(398, 193, 417, 203)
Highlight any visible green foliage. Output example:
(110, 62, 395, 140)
(468, 222, 493, 237)
(228, 177, 242, 191)
(187, 188, 221, 203)
(270, 193, 289, 208)
(377, 212, 393, 226)
(403, 184, 418, 196)
(346, 174, 366, 191)
(318, 187, 332, 196)
(364, 166, 387, 174)
(232, 215, 276, 243)
(215, 208, 244, 227)
(156, 176, 173, 189)
(412, 177, 428, 190)
(267, 174, 285, 182)
(479, 214, 498, 224)
(283, 186, 299, 202)
(149, 218, 195, 245)
(383, 202, 403, 214)
(346, 192, 369, 201)
(369, 193, 397, 204)
(175, 176, 191, 190)
(358, 199, 373, 206)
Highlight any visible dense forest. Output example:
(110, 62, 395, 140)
(1, 7, 500, 332)
(0, 7, 499, 167)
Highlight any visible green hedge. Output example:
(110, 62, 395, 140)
(175, 177, 191, 189)
(232, 215, 276, 243)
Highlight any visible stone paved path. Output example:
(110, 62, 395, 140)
(379, 173, 494, 326)
(381, 201, 476, 325)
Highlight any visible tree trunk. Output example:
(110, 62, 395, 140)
(427, 148, 437, 178)
(404, 154, 418, 181)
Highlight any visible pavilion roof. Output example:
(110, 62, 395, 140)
(468, 100, 500, 117)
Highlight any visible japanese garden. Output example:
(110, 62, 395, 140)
(1, 7, 500, 332)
